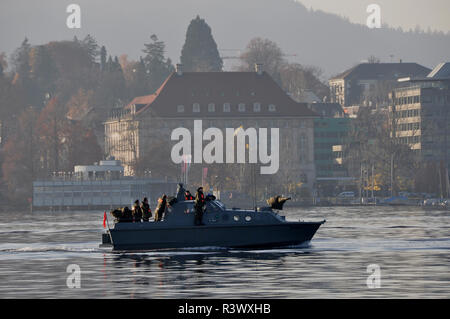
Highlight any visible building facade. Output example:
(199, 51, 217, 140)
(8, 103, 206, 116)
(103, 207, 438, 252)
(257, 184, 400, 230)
(389, 63, 450, 169)
(330, 62, 431, 108)
(32, 159, 177, 210)
(104, 66, 318, 192)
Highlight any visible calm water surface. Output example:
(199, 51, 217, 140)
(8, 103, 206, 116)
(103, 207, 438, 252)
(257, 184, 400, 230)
(0, 206, 449, 298)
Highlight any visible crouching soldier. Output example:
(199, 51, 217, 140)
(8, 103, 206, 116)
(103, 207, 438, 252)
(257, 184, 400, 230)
(141, 197, 152, 222)
(194, 187, 206, 226)
(154, 194, 167, 222)
(132, 200, 143, 222)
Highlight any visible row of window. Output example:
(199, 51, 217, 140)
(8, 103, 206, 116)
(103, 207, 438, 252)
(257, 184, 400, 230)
(395, 95, 450, 105)
(394, 109, 420, 118)
(397, 122, 420, 132)
(314, 131, 347, 138)
(394, 96, 420, 105)
(398, 136, 420, 144)
(177, 103, 277, 113)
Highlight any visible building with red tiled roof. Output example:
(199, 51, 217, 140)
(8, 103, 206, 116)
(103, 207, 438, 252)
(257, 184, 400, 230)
(105, 65, 319, 193)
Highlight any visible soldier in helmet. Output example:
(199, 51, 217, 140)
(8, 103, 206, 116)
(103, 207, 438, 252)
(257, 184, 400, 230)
(122, 206, 133, 222)
(176, 183, 186, 202)
(154, 194, 167, 222)
(141, 197, 152, 222)
(132, 199, 143, 222)
(194, 187, 206, 225)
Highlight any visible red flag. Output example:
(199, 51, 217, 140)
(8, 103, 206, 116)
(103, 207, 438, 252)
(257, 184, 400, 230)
(103, 211, 107, 228)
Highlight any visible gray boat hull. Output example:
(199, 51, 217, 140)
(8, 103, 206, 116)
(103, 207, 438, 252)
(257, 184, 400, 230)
(102, 221, 324, 251)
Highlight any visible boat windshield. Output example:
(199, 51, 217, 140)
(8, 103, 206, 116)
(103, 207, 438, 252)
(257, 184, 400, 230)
(209, 200, 226, 211)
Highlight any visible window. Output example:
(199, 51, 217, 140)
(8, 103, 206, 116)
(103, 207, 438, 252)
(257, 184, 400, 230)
(238, 103, 246, 112)
(253, 103, 261, 112)
(233, 215, 240, 222)
(208, 103, 215, 112)
(269, 104, 276, 112)
(193, 103, 200, 112)
(223, 103, 231, 112)
(245, 215, 252, 222)
(177, 105, 184, 113)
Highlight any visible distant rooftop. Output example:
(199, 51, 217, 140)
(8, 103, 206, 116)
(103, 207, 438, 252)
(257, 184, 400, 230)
(427, 62, 450, 79)
(330, 62, 431, 81)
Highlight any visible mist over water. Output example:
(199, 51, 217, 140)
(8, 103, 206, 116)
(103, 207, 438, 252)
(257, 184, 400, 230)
(0, 206, 448, 298)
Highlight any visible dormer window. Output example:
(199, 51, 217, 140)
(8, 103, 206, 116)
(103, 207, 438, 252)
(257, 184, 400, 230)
(208, 103, 215, 112)
(268, 104, 276, 112)
(253, 103, 261, 112)
(177, 105, 185, 113)
(238, 103, 246, 112)
(193, 103, 200, 112)
(223, 103, 231, 112)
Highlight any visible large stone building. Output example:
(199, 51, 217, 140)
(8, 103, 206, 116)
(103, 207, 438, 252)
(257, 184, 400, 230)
(329, 62, 431, 108)
(104, 65, 318, 193)
(389, 62, 450, 170)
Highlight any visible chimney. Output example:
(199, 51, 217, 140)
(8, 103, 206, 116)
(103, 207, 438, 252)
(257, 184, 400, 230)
(176, 64, 183, 76)
(255, 63, 263, 75)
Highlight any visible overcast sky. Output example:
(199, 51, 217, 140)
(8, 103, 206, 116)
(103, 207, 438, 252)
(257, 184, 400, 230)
(297, 0, 450, 32)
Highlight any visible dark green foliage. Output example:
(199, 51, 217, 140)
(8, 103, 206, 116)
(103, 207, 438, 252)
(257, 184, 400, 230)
(142, 34, 174, 93)
(180, 16, 223, 72)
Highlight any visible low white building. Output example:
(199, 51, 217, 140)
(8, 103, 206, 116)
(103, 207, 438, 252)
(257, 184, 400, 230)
(32, 158, 177, 211)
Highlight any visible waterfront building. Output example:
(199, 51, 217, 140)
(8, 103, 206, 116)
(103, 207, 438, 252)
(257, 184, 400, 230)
(32, 158, 177, 211)
(104, 64, 318, 192)
(309, 103, 353, 195)
(389, 62, 450, 172)
(329, 62, 431, 108)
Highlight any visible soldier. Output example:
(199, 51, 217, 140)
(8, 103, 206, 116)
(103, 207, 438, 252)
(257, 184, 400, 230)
(267, 195, 291, 210)
(132, 200, 143, 222)
(194, 187, 206, 226)
(122, 206, 133, 222)
(154, 194, 167, 222)
(141, 197, 152, 222)
(176, 183, 186, 202)
(185, 190, 194, 200)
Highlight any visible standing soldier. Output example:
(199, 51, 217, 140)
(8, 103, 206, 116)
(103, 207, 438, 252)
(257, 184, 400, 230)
(176, 183, 186, 202)
(194, 187, 206, 225)
(141, 197, 152, 222)
(132, 200, 143, 222)
(154, 194, 167, 222)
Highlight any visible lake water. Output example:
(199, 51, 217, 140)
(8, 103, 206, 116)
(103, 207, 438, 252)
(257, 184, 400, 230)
(0, 206, 448, 298)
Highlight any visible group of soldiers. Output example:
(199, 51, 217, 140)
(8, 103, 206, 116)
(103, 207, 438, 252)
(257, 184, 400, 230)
(111, 184, 207, 225)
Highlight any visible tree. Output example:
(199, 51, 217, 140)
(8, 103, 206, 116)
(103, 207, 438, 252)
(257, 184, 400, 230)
(1, 106, 41, 201)
(37, 97, 69, 174)
(238, 38, 285, 83)
(180, 16, 223, 72)
(100, 46, 107, 71)
(142, 34, 174, 93)
(81, 34, 99, 64)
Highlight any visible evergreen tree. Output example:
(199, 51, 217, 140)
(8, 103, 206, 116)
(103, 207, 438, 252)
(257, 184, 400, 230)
(142, 34, 174, 93)
(81, 34, 99, 64)
(100, 46, 107, 71)
(11, 38, 31, 79)
(180, 16, 223, 72)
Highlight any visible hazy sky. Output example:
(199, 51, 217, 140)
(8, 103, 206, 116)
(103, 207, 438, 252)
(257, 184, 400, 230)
(297, 0, 450, 32)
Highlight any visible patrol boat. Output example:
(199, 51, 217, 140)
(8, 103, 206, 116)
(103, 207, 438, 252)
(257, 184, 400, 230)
(100, 198, 325, 251)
